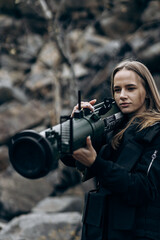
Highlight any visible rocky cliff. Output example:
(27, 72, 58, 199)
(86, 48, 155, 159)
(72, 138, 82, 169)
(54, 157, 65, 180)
(0, 0, 160, 239)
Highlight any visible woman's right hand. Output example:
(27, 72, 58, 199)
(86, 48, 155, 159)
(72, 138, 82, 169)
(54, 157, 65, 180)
(71, 99, 97, 117)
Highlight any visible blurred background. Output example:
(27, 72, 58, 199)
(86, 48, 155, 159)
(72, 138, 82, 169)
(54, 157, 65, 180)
(0, 0, 160, 239)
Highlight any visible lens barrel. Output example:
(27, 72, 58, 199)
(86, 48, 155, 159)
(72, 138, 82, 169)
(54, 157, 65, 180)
(9, 130, 56, 179)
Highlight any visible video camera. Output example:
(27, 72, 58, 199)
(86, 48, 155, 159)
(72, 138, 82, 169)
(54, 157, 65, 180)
(8, 93, 123, 179)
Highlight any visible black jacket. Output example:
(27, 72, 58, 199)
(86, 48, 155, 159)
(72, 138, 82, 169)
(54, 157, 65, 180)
(62, 122, 160, 240)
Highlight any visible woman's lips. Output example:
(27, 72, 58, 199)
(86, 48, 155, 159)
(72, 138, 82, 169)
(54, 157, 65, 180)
(120, 103, 130, 107)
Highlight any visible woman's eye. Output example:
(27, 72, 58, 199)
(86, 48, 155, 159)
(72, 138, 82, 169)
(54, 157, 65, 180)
(128, 87, 135, 91)
(114, 89, 121, 93)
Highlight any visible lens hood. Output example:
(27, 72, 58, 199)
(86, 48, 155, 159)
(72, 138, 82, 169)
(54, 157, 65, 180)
(9, 130, 55, 179)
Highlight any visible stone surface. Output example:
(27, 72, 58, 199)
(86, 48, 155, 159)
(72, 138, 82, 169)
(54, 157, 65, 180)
(0, 168, 53, 220)
(32, 196, 83, 213)
(0, 0, 160, 238)
(0, 146, 9, 172)
(0, 212, 82, 240)
(0, 101, 48, 144)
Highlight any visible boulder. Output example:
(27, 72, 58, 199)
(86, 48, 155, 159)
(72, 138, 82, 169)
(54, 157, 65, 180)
(32, 196, 83, 213)
(14, 0, 53, 19)
(141, 0, 160, 23)
(0, 101, 48, 144)
(17, 34, 43, 62)
(0, 212, 82, 240)
(0, 146, 9, 172)
(0, 168, 53, 220)
(0, 0, 160, 238)
(0, 69, 28, 104)
(139, 42, 160, 71)
(38, 41, 62, 69)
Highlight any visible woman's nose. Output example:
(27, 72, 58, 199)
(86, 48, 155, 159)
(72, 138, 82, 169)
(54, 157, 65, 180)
(120, 89, 127, 99)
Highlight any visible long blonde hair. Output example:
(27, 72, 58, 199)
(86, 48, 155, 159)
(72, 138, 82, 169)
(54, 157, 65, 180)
(111, 60, 160, 149)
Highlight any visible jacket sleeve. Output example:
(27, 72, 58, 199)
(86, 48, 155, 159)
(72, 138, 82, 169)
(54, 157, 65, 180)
(89, 134, 160, 206)
(60, 154, 99, 181)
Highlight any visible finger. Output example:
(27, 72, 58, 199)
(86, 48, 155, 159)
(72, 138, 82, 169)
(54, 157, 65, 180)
(81, 102, 95, 111)
(72, 149, 83, 161)
(89, 99, 97, 106)
(71, 99, 96, 117)
(86, 136, 92, 149)
(71, 105, 79, 117)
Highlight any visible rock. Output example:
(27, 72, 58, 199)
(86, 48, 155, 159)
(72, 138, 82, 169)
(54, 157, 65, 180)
(98, 16, 138, 38)
(17, 34, 44, 62)
(0, 101, 48, 144)
(61, 64, 73, 80)
(84, 40, 124, 69)
(61, 63, 88, 80)
(25, 66, 56, 96)
(84, 33, 109, 47)
(96, 0, 150, 38)
(38, 41, 62, 69)
(68, 26, 110, 63)
(139, 42, 160, 71)
(0, 0, 160, 238)
(6, 70, 25, 86)
(15, 0, 53, 19)
(0, 167, 53, 221)
(0, 54, 31, 72)
(113, 0, 149, 21)
(67, 29, 85, 53)
(0, 15, 14, 28)
(0, 69, 28, 104)
(65, 0, 104, 9)
(81, 65, 111, 100)
(0, 70, 15, 104)
(32, 196, 83, 213)
(0, 212, 82, 240)
(0, 146, 9, 172)
(0, 221, 7, 232)
(0, 0, 14, 11)
(73, 63, 89, 78)
(127, 27, 160, 53)
(0, 83, 28, 104)
(141, 1, 160, 23)
(25, 63, 62, 116)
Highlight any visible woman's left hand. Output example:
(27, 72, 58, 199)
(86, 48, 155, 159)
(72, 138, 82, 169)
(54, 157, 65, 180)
(72, 136, 97, 167)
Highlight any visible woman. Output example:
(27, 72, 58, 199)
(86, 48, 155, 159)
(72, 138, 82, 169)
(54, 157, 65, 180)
(63, 60, 160, 240)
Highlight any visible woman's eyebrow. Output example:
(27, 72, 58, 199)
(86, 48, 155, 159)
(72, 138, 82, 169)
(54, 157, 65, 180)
(114, 84, 137, 88)
(126, 84, 137, 87)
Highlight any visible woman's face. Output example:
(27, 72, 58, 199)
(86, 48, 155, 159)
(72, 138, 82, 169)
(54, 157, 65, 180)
(113, 69, 147, 116)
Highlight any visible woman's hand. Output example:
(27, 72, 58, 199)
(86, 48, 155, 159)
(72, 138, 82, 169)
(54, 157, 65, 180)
(72, 136, 97, 167)
(71, 99, 97, 117)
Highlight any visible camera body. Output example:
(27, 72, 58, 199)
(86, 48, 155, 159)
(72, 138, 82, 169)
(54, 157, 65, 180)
(9, 99, 123, 179)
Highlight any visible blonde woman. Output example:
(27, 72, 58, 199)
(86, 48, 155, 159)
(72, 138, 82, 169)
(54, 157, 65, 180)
(63, 60, 160, 240)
